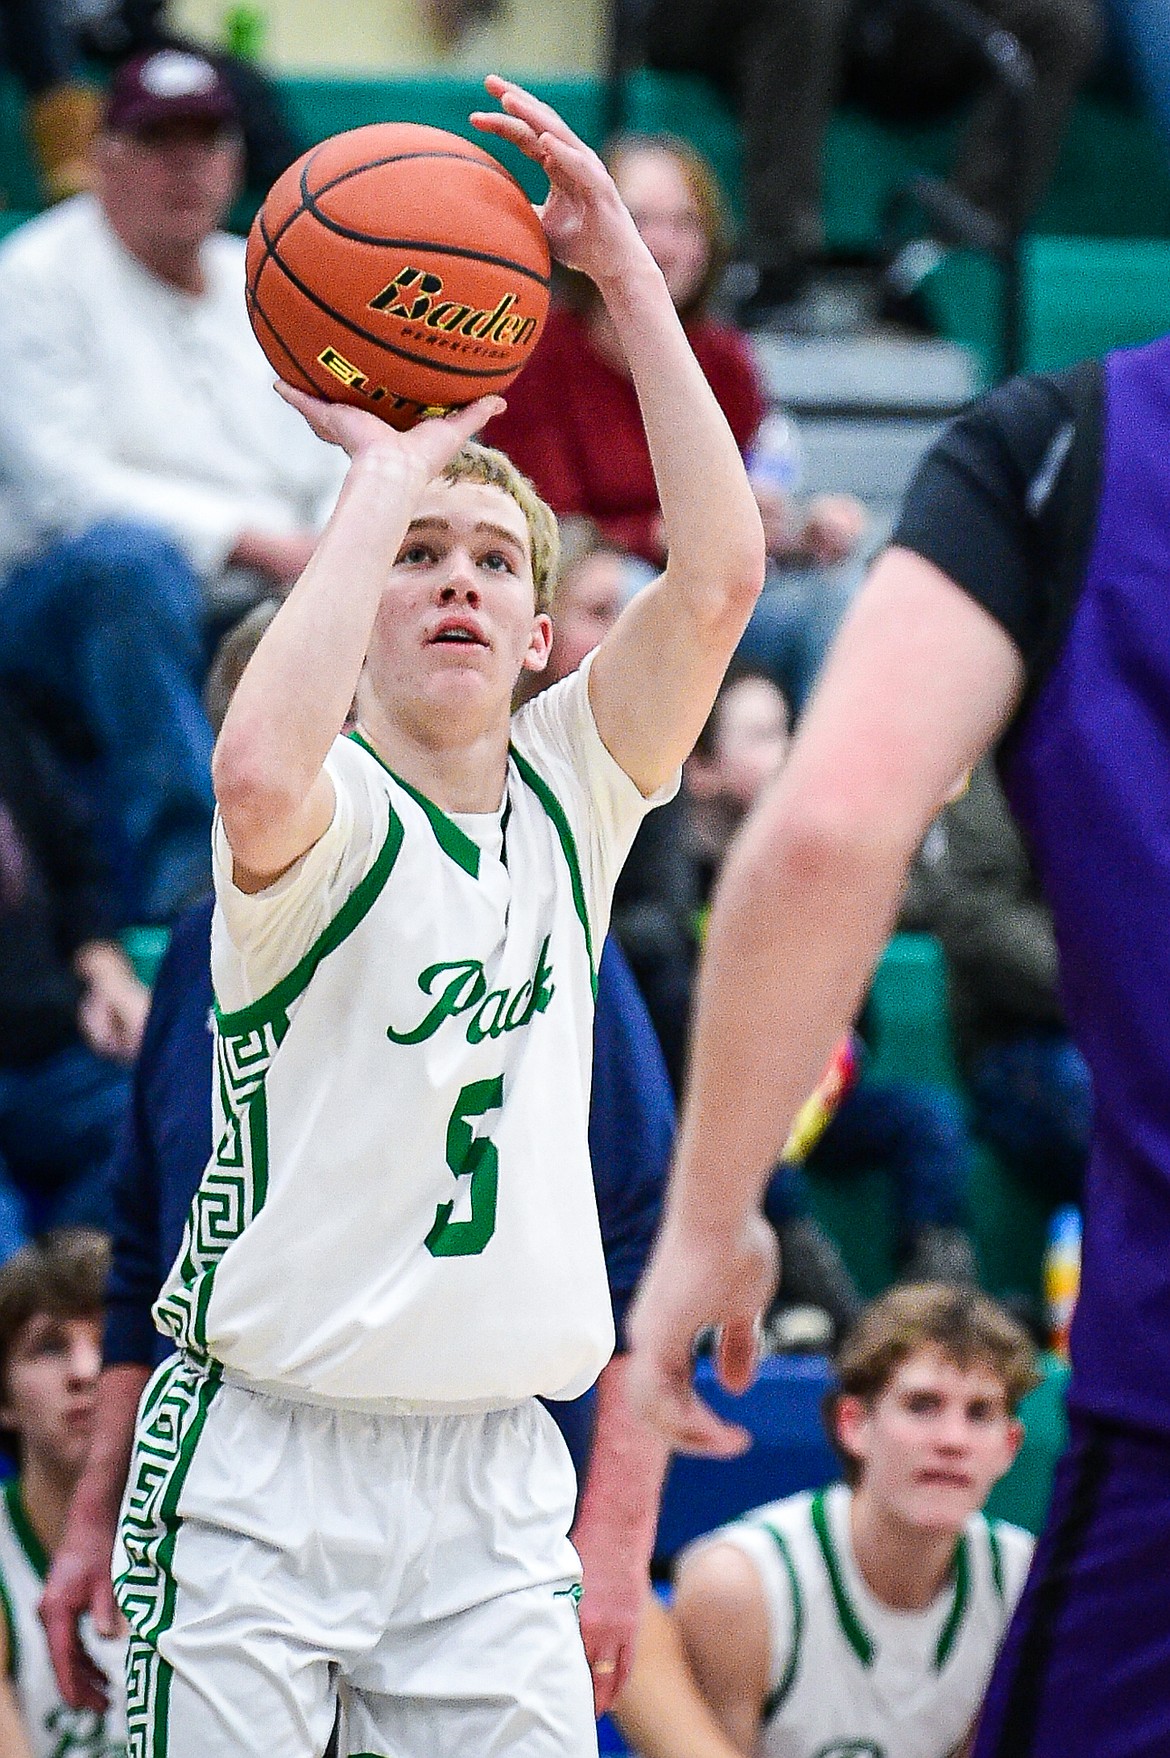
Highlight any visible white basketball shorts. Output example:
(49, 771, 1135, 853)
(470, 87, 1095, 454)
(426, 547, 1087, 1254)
(113, 1354, 596, 1758)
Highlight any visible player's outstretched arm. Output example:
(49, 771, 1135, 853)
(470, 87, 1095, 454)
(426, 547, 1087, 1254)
(472, 79, 765, 797)
(212, 394, 502, 890)
(626, 549, 1026, 1451)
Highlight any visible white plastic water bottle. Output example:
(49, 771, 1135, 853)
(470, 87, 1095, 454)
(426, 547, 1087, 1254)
(747, 410, 805, 499)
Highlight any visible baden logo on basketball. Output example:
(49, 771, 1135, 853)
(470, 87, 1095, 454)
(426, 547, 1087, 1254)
(370, 266, 540, 352)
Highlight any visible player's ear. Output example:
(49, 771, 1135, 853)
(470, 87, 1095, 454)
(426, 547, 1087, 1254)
(834, 1393, 871, 1470)
(522, 612, 553, 674)
(1001, 1415, 1025, 1471)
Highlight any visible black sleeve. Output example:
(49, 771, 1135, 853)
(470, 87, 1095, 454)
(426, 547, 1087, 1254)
(892, 361, 1104, 675)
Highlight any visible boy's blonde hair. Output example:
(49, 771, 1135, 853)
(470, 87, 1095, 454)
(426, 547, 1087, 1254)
(827, 1283, 1040, 1485)
(442, 441, 560, 615)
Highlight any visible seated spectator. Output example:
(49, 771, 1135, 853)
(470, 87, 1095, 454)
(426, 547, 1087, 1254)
(0, 46, 345, 922)
(0, 1228, 126, 1752)
(0, 689, 145, 1264)
(934, 757, 1091, 1203)
(688, 668, 979, 1286)
(484, 131, 865, 572)
(642, 0, 1101, 324)
(614, 1284, 1038, 1758)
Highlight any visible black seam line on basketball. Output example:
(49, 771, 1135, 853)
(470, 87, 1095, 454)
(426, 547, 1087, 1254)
(246, 282, 322, 397)
(295, 167, 549, 290)
(306, 147, 521, 203)
(256, 217, 527, 382)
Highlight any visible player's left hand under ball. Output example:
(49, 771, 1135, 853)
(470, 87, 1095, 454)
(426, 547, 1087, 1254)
(470, 76, 646, 294)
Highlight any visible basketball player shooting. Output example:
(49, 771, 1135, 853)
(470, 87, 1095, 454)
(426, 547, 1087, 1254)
(109, 79, 764, 1758)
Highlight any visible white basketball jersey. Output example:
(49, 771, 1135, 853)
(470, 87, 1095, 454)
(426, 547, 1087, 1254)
(699, 1484, 1032, 1758)
(0, 1480, 127, 1756)
(155, 663, 668, 1408)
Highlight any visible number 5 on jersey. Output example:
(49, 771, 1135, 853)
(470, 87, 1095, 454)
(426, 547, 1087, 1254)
(426, 1076, 503, 1257)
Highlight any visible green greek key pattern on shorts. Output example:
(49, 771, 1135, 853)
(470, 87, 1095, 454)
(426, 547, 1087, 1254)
(115, 1357, 222, 1758)
(154, 1013, 286, 1355)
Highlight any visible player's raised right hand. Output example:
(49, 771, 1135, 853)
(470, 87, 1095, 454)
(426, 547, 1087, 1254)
(625, 1210, 779, 1457)
(275, 383, 506, 478)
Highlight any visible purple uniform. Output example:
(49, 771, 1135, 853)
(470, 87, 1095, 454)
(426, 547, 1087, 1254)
(894, 338, 1170, 1757)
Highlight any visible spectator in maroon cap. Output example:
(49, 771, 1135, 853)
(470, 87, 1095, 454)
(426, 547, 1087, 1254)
(0, 47, 344, 923)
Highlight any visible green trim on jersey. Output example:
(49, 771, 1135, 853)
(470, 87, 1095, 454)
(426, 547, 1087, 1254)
(3, 1480, 47, 1581)
(759, 1519, 804, 1720)
(156, 812, 403, 1358)
(349, 731, 481, 877)
(116, 1356, 223, 1756)
(213, 805, 405, 1038)
(811, 1490, 874, 1668)
(934, 1535, 971, 1671)
(810, 1489, 973, 1675)
(509, 745, 597, 996)
(988, 1521, 1005, 1603)
(0, 1558, 16, 1681)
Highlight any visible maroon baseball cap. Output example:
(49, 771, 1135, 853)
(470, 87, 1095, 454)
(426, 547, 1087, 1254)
(105, 48, 239, 135)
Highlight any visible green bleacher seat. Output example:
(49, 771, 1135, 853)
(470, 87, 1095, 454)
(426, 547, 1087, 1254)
(121, 924, 171, 986)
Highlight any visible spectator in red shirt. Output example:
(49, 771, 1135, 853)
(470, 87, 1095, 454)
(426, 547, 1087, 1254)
(486, 133, 865, 572)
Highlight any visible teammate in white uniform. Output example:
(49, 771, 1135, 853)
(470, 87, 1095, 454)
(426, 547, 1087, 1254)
(614, 1286, 1038, 1758)
(111, 76, 765, 1758)
(0, 1232, 126, 1757)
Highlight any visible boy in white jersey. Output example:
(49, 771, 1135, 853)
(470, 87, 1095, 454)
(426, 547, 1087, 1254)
(111, 75, 765, 1758)
(0, 1230, 126, 1757)
(614, 1286, 1038, 1758)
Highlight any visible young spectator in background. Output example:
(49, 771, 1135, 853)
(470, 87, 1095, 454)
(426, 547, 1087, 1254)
(484, 132, 865, 572)
(934, 759, 1090, 1204)
(0, 690, 145, 1265)
(0, 1228, 126, 1754)
(688, 670, 979, 1288)
(616, 1285, 1036, 1758)
(0, 46, 344, 921)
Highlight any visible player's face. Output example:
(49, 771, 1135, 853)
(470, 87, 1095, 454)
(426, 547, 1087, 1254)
(613, 147, 710, 313)
(1, 1311, 102, 1479)
(839, 1346, 1022, 1537)
(368, 479, 552, 731)
(547, 551, 627, 682)
(96, 119, 242, 257)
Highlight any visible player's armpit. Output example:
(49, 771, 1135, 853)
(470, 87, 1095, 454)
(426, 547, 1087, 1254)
(215, 768, 337, 894)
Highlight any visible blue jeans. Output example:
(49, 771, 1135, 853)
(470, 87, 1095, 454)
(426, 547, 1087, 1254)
(767, 1076, 972, 1251)
(0, 1042, 130, 1263)
(967, 1030, 1091, 1203)
(0, 520, 215, 922)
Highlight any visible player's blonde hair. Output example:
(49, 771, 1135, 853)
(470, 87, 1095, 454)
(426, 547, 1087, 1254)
(826, 1283, 1040, 1485)
(443, 442, 560, 615)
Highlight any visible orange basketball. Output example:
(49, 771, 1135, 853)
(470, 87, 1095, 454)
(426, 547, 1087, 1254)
(246, 122, 551, 431)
